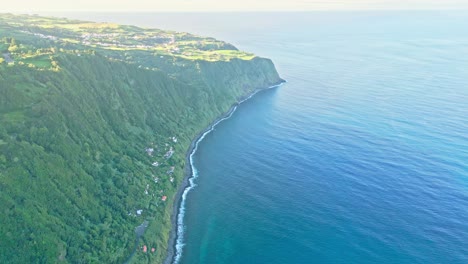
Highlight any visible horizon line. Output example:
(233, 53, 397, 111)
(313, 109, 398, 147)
(2, 8, 468, 13)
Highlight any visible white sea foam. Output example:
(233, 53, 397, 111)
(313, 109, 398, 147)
(173, 83, 283, 264)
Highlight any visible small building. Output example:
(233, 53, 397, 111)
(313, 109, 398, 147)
(161, 196, 167, 201)
(143, 245, 147, 253)
(167, 166, 175, 174)
(151, 248, 155, 253)
(146, 148, 154, 156)
(164, 148, 174, 159)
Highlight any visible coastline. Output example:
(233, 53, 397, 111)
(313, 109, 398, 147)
(163, 79, 286, 264)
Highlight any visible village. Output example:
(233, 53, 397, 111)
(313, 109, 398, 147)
(125, 135, 182, 255)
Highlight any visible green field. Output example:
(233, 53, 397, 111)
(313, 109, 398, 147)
(19, 55, 53, 68)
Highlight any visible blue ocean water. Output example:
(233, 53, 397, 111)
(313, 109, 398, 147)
(57, 11, 468, 263)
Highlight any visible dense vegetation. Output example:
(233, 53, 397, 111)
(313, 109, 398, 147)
(0, 14, 282, 263)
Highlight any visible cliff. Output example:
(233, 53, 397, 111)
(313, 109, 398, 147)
(0, 14, 282, 263)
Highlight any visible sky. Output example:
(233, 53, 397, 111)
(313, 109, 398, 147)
(2, 0, 468, 12)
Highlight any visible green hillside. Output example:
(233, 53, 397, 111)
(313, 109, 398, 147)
(0, 14, 283, 263)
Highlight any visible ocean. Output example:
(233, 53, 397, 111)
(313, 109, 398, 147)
(54, 11, 468, 263)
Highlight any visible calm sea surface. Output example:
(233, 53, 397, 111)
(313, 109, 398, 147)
(54, 11, 468, 263)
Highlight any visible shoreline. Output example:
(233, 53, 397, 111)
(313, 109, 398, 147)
(163, 79, 286, 264)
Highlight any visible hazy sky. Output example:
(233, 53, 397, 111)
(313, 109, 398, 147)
(3, 0, 468, 12)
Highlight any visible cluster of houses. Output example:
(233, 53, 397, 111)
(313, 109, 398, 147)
(135, 136, 179, 218)
(147, 135, 177, 160)
(142, 245, 156, 253)
(129, 135, 180, 242)
(81, 32, 119, 41)
(79, 31, 178, 51)
(20, 30, 58, 41)
(131, 33, 172, 42)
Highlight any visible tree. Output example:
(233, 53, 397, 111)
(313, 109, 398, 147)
(8, 44, 18, 53)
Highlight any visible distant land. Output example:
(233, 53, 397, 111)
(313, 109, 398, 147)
(0, 14, 283, 263)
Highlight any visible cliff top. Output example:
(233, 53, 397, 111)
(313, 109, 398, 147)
(0, 13, 255, 70)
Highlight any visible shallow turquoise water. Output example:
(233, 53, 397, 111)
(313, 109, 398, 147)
(58, 11, 468, 264)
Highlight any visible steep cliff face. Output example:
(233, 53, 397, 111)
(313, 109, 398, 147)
(0, 39, 282, 263)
